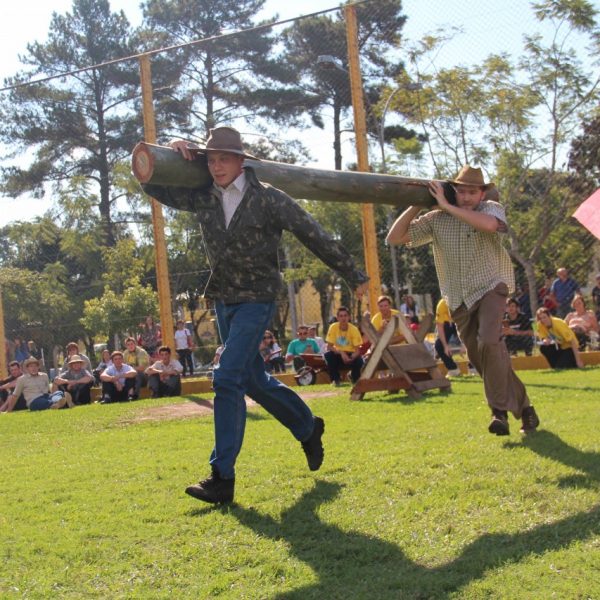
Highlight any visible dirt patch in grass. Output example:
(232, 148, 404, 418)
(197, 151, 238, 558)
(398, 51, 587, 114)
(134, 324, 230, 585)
(130, 390, 339, 423)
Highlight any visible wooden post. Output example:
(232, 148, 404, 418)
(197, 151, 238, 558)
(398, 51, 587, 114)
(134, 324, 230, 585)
(345, 5, 382, 314)
(0, 287, 6, 378)
(139, 55, 175, 352)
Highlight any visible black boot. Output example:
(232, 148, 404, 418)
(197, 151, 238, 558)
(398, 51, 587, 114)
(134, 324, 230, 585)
(185, 470, 235, 504)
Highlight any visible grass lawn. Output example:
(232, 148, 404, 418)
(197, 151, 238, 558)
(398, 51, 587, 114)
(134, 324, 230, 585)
(1, 367, 599, 599)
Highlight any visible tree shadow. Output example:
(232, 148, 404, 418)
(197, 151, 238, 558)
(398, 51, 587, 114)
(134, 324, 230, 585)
(229, 479, 600, 599)
(506, 429, 600, 489)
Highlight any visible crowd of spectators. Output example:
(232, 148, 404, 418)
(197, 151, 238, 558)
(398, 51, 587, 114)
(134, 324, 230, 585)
(3, 266, 600, 410)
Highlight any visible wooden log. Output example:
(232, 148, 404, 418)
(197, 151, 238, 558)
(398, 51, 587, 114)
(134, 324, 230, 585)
(131, 141, 437, 208)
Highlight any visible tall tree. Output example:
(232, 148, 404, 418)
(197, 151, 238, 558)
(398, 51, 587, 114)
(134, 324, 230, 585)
(386, 0, 600, 309)
(282, 0, 407, 169)
(141, 0, 313, 140)
(0, 0, 145, 246)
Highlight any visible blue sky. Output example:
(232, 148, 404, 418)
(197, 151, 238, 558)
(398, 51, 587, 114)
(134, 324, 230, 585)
(0, 0, 594, 225)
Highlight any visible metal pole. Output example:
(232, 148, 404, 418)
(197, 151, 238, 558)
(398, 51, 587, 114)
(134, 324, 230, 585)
(379, 87, 404, 310)
(0, 287, 6, 378)
(139, 54, 175, 351)
(345, 5, 381, 313)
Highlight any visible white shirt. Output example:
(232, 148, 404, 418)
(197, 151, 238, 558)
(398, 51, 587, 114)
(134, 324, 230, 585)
(216, 171, 247, 228)
(148, 359, 183, 374)
(174, 328, 191, 350)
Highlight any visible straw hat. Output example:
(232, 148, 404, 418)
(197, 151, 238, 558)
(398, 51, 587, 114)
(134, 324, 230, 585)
(67, 354, 84, 365)
(447, 165, 495, 190)
(198, 126, 258, 160)
(23, 357, 40, 367)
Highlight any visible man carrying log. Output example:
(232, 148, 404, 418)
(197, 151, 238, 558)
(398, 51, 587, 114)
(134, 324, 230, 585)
(386, 166, 539, 437)
(141, 126, 368, 504)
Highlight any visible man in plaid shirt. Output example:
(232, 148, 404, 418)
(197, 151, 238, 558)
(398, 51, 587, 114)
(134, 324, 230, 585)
(386, 166, 539, 436)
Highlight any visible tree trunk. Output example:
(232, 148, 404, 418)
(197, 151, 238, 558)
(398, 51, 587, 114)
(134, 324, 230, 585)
(131, 142, 439, 209)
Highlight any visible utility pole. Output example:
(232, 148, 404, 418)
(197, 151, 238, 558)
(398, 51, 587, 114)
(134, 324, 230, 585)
(138, 54, 175, 351)
(345, 5, 382, 313)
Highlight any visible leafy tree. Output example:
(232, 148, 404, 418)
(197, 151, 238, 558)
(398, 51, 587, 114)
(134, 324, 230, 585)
(0, 265, 75, 365)
(386, 0, 600, 312)
(282, 200, 365, 327)
(80, 239, 158, 346)
(0, 0, 145, 246)
(281, 1, 407, 169)
(141, 0, 313, 140)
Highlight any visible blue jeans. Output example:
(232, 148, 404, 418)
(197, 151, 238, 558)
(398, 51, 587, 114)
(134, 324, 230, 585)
(212, 301, 315, 479)
(29, 391, 65, 411)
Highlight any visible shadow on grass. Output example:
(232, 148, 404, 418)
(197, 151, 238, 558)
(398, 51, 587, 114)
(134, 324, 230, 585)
(519, 382, 599, 393)
(507, 430, 600, 489)
(230, 480, 600, 599)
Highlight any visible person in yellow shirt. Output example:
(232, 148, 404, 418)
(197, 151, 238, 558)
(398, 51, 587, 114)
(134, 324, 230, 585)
(370, 295, 405, 345)
(325, 306, 363, 386)
(535, 307, 583, 369)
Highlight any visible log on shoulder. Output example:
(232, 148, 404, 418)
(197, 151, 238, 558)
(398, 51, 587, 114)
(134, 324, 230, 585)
(131, 141, 436, 208)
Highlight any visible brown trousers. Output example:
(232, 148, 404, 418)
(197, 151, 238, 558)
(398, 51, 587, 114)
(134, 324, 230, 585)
(451, 283, 530, 418)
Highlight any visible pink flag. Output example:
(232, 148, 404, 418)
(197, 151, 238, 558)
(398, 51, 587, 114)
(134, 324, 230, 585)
(573, 188, 600, 241)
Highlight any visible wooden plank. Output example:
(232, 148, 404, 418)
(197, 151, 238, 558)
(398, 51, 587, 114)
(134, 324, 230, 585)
(412, 378, 452, 392)
(351, 376, 412, 393)
(388, 345, 437, 370)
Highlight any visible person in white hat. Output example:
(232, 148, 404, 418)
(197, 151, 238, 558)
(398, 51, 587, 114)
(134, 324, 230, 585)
(387, 165, 539, 437)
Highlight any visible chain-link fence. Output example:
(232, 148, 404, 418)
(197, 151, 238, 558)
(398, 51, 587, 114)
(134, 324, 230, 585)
(0, 0, 598, 370)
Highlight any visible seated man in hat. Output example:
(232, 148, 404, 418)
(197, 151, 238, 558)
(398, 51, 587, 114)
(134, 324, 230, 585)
(53, 354, 95, 405)
(123, 337, 150, 400)
(0, 361, 27, 411)
(145, 346, 183, 398)
(99, 351, 137, 403)
(1, 357, 73, 412)
(60, 341, 92, 374)
(387, 165, 539, 436)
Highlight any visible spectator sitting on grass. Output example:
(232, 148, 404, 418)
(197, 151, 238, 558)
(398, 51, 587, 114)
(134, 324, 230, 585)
(93, 349, 112, 386)
(0, 357, 73, 412)
(324, 306, 364, 386)
(260, 330, 286, 373)
(145, 346, 183, 398)
(564, 294, 599, 351)
(60, 342, 92, 374)
(123, 337, 150, 400)
(285, 325, 320, 372)
(535, 307, 583, 369)
(0, 361, 26, 411)
(53, 355, 95, 406)
(99, 351, 137, 403)
(502, 298, 534, 356)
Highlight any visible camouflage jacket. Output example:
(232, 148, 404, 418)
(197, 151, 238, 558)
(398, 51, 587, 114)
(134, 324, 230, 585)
(143, 167, 368, 303)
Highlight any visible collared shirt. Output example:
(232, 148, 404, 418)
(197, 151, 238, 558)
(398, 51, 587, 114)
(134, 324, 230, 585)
(123, 346, 150, 369)
(12, 372, 50, 406)
(148, 359, 183, 374)
(550, 277, 579, 304)
(143, 167, 368, 303)
(215, 171, 247, 228)
(103, 363, 136, 386)
(408, 201, 515, 311)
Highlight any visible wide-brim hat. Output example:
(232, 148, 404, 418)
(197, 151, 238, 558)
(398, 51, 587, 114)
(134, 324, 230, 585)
(23, 357, 40, 367)
(197, 126, 259, 160)
(68, 354, 84, 365)
(447, 165, 495, 190)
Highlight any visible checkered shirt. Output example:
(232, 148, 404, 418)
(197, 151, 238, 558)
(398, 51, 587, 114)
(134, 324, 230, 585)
(408, 201, 515, 311)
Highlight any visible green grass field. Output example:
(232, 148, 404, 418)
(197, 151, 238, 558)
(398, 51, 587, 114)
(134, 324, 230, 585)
(1, 368, 599, 599)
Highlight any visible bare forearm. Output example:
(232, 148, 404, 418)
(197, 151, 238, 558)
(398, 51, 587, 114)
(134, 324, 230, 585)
(386, 206, 422, 245)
